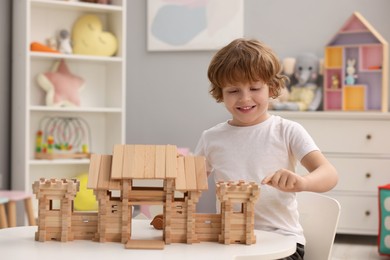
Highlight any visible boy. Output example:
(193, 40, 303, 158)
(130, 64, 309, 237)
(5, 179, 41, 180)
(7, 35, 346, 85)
(195, 38, 338, 260)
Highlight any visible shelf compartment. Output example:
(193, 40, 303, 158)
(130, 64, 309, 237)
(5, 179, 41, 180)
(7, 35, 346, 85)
(342, 85, 366, 111)
(324, 91, 342, 110)
(30, 2, 124, 58)
(360, 45, 383, 71)
(30, 111, 123, 160)
(29, 58, 123, 108)
(325, 47, 343, 68)
(324, 69, 343, 90)
(329, 32, 381, 46)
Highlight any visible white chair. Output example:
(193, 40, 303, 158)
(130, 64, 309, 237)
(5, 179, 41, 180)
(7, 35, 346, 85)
(297, 192, 341, 260)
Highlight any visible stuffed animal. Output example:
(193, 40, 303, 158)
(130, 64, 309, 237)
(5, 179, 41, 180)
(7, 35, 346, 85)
(271, 53, 323, 111)
(345, 58, 357, 85)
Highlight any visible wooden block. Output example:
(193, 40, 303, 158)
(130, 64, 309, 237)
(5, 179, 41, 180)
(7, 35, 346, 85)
(87, 154, 102, 189)
(111, 144, 125, 179)
(184, 156, 197, 191)
(175, 156, 186, 190)
(155, 145, 166, 179)
(195, 156, 208, 190)
(165, 145, 177, 178)
(122, 145, 135, 179)
(134, 145, 146, 178)
(144, 145, 156, 178)
(125, 239, 165, 250)
(97, 155, 113, 190)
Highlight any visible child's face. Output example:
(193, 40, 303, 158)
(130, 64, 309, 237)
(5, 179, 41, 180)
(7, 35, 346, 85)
(222, 81, 270, 127)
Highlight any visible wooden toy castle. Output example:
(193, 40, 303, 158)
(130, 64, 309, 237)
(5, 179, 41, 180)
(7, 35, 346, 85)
(32, 144, 260, 249)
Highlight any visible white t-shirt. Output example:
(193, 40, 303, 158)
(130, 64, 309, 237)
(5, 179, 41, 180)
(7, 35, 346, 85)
(194, 115, 319, 245)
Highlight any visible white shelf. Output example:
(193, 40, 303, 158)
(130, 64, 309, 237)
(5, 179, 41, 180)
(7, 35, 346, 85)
(30, 52, 123, 63)
(31, 0, 123, 12)
(30, 106, 122, 113)
(12, 0, 126, 222)
(29, 158, 90, 165)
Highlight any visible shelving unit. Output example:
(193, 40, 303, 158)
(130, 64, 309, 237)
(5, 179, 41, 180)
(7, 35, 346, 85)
(323, 12, 388, 112)
(12, 0, 126, 223)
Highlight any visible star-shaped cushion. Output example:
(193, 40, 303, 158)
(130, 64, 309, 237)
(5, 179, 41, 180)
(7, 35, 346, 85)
(37, 59, 85, 107)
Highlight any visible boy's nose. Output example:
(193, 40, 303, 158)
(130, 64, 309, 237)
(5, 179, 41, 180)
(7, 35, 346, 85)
(239, 91, 251, 101)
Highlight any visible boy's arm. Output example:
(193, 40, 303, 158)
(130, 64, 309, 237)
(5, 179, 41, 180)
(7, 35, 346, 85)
(262, 150, 338, 193)
(299, 150, 338, 192)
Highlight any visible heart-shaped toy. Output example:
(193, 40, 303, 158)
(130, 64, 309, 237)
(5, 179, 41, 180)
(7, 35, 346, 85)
(71, 14, 118, 56)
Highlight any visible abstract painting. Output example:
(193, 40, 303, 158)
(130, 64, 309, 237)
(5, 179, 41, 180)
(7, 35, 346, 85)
(147, 0, 244, 51)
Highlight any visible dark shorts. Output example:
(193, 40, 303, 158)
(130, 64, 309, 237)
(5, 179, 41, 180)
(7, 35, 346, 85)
(278, 243, 305, 260)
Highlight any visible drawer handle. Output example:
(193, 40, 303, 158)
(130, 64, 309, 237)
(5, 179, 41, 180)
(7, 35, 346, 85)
(365, 173, 371, 178)
(365, 210, 371, 216)
(366, 134, 372, 140)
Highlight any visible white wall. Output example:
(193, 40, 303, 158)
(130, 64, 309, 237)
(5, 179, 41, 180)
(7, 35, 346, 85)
(126, 0, 390, 151)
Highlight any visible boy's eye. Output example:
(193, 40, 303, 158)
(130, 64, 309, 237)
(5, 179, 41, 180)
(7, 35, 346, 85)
(251, 87, 261, 91)
(227, 89, 238, 94)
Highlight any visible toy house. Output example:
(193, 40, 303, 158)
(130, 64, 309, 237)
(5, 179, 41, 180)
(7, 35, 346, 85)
(32, 144, 260, 249)
(323, 12, 388, 112)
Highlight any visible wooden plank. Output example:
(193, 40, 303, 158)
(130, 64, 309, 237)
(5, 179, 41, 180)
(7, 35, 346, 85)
(144, 145, 156, 179)
(87, 154, 101, 189)
(125, 239, 165, 250)
(175, 156, 186, 190)
(122, 145, 135, 179)
(165, 145, 177, 178)
(133, 145, 145, 178)
(195, 156, 208, 190)
(97, 155, 113, 190)
(111, 144, 125, 179)
(184, 156, 197, 191)
(154, 145, 166, 179)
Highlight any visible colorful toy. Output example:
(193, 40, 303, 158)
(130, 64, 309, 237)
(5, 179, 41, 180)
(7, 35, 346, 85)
(30, 42, 60, 53)
(323, 12, 388, 112)
(378, 184, 390, 256)
(71, 14, 118, 56)
(36, 59, 85, 107)
(35, 116, 90, 160)
(32, 144, 260, 249)
(58, 29, 73, 54)
(345, 58, 357, 85)
(73, 173, 98, 211)
(271, 53, 323, 111)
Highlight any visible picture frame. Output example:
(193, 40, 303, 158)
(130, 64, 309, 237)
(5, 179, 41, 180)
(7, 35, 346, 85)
(147, 0, 244, 51)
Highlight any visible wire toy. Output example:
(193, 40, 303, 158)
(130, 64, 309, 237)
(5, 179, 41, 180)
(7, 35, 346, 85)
(35, 116, 91, 159)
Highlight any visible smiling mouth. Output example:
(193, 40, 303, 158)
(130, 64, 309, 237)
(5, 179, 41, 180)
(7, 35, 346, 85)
(237, 105, 256, 111)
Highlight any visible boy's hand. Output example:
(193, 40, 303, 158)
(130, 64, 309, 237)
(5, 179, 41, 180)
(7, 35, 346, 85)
(261, 169, 307, 192)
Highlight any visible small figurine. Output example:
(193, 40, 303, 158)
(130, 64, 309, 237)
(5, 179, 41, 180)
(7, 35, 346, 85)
(46, 37, 58, 51)
(58, 29, 72, 54)
(331, 74, 340, 89)
(345, 58, 357, 85)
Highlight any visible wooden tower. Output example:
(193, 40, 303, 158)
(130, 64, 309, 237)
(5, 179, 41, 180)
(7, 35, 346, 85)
(32, 178, 79, 242)
(217, 180, 260, 245)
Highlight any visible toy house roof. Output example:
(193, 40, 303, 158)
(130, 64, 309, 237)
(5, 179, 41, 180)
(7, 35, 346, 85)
(87, 144, 208, 192)
(326, 11, 388, 47)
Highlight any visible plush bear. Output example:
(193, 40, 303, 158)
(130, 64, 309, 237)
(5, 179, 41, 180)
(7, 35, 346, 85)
(271, 53, 323, 111)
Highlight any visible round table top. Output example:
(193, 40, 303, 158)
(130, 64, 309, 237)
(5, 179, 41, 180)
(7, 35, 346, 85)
(0, 219, 296, 260)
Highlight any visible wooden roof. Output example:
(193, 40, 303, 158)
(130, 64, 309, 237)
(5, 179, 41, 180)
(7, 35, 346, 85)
(87, 144, 208, 192)
(327, 12, 388, 46)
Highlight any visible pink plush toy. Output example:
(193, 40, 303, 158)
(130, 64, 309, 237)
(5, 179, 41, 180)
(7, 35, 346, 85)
(37, 59, 85, 107)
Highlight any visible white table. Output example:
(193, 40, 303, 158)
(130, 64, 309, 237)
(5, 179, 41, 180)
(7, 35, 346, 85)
(0, 220, 296, 260)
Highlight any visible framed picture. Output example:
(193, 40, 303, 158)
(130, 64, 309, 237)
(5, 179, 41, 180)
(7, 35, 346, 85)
(147, 0, 244, 51)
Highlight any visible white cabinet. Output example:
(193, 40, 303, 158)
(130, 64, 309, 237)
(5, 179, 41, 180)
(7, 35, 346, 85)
(273, 111, 390, 235)
(12, 0, 126, 222)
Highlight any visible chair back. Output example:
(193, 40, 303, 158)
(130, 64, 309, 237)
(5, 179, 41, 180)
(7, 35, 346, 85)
(297, 192, 341, 260)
